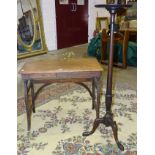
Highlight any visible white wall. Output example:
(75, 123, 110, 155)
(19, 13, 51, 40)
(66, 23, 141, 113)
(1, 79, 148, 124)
(88, 0, 110, 41)
(40, 0, 110, 51)
(40, 0, 57, 51)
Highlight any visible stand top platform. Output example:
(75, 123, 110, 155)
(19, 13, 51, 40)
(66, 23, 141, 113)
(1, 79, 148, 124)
(95, 4, 132, 10)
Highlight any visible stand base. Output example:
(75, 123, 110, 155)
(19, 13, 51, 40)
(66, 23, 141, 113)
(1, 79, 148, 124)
(82, 112, 124, 151)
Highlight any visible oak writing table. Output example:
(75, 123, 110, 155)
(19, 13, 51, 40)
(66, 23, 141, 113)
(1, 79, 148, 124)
(19, 57, 103, 136)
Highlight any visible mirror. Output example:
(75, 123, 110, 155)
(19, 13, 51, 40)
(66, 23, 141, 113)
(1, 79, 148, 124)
(17, 0, 48, 59)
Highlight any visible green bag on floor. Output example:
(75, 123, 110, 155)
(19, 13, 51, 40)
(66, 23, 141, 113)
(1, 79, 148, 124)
(87, 33, 137, 66)
(87, 33, 102, 61)
(126, 41, 137, 67)
(114, 41, 137, 67)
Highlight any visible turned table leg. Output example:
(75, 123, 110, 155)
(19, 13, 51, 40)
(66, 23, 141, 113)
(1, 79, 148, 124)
(24, 80, 31, 131)
(92, 78, 96, 110)
(30, 81, 35, 113)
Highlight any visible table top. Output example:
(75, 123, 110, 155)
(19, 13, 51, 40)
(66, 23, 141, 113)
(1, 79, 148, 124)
(19, 58, 103, 80)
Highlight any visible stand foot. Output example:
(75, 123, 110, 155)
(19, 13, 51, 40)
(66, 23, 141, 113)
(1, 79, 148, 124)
(111, 121, 124, 151)
(83, 112, 124, 151)
(117, 141, 124, 151)
(82, 118, 101, 136)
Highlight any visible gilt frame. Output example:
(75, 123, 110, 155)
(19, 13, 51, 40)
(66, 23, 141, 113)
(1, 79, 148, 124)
(17, 0, 48, 59)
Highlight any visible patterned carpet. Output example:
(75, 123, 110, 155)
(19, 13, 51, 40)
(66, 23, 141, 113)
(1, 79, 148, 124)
(17, 81, 137, 155)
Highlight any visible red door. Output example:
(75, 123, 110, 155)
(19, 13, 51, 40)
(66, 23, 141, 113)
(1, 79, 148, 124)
(55, 0, 88, 49)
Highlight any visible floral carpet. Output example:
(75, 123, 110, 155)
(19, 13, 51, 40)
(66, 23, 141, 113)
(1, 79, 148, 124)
(17, 82, 137, 155)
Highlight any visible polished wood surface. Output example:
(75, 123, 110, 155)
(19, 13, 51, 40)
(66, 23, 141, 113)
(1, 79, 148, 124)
(19, 58, 103, 79)
(91, 4, 132, 151)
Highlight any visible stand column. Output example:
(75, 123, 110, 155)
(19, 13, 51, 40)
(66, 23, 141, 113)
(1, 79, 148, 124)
(105, 9, 115, 112)
(83, 4, 132, 151)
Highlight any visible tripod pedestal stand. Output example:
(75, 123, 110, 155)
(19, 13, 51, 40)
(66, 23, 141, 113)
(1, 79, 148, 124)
(83, 4, 131, 151)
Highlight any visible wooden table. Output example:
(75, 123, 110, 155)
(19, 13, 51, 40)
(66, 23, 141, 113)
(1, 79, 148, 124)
(19, 58, 103, 132)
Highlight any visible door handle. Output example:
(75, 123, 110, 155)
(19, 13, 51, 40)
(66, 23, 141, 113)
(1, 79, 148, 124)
(70, 3, 77, 12)
(73, 3, 77, 12)
(70, 3, 74, 12)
